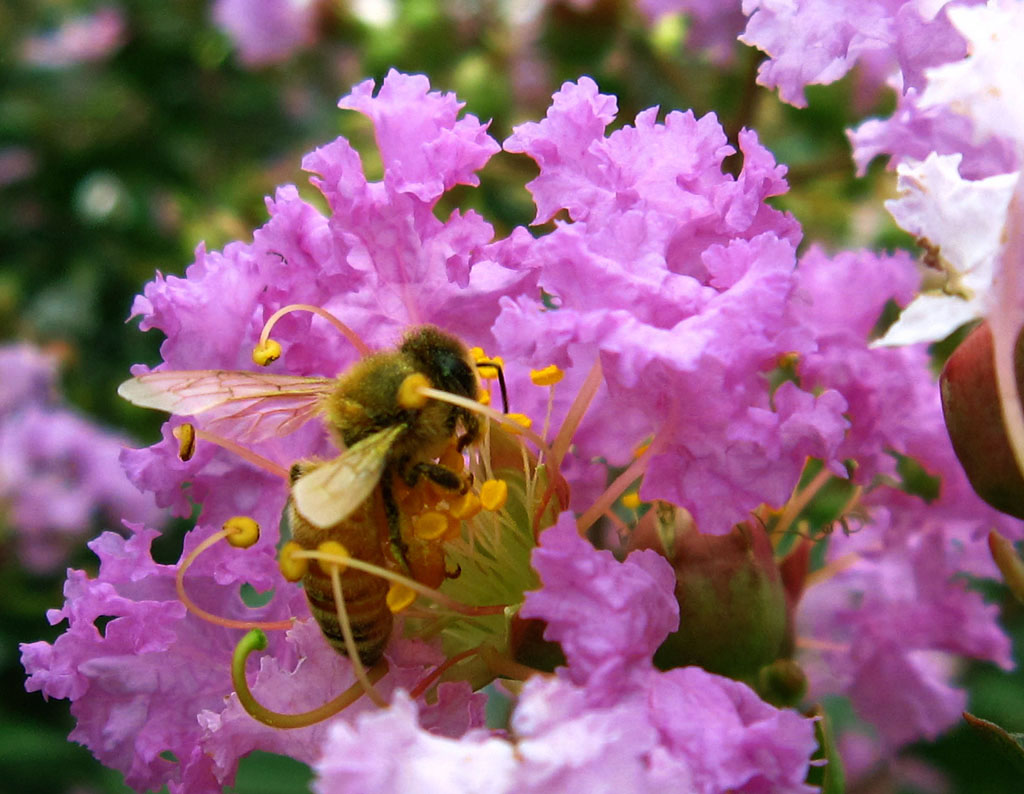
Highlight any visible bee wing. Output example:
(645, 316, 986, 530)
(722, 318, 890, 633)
(118, 370, 336, 442)
(291, 424, 407, 529)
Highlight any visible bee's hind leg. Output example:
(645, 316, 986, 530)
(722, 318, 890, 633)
(402, 461, 467, 493)
(380, 477, 411, 576)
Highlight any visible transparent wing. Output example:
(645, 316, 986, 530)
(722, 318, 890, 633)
(118, 370, 335, 442)
(291, 424, 406, 529)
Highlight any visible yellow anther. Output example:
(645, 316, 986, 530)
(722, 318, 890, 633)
(438, 445, 465, 473)
(633, 441, 651, 459)
(469, 346, 486, 362)
(412, 511, 449, 540)
(224, 516, 260, 548)
(317, 540, 349, 572)
(778, 351, 800, 368)
(386, 582, 416, 613)
(278, 541, 308, 582)
(530, 364, 564, 387)
(477, 357, 504, 380)
(449, 491, 482, 521)
(173, 423, 196, 461)
(477, 388, 491, 406)
(480, 479, 509, 512)
(398, 372, 431, 409)
(504, 413, 532, 434)
(622, 492, 642, 510)
(252, 338, 282, 366)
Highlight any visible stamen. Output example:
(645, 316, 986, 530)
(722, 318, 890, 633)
(258, 303, 372, 358)
(224, 516, 261, 548)
(449, 492, 482, 521)
(408, 647, 479, 700)
(412, 511, 449, 540)
(252, 339, 282, 366)
(295, 548, 507, 618)
(173, 423, 196, 461)
(480, 479, 509, 512)
(231, 629, 388, 728)
(622, 492, 642, 511)
(398, 373, 432, 409)
(328, 561, 388, 707)
(576, 433, 663, 536)
(416, 385, 555, 462)
(530, 365, 564, 387)
(193, 428, 290, 482)
(505, 413, 533, 433)
(551, 358, 603, 470)
(771, 465, 832, 542)
(176, 523, 294, 632)
(386, 582, 417, 613)
(278, 541, 308, 582)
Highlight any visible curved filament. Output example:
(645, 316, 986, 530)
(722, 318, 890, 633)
(295, 548, 508, 618)
(328, 563, 388, 708)
(259, 303, 372, 358)
(232, 629, 388, 728)
(176, 529, 294, 631)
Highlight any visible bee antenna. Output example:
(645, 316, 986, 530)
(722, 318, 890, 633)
(478, 360, 509, 414)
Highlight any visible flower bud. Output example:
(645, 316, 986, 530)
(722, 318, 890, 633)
(940, 321, 1024, 518)
(629, 509, 791, 682)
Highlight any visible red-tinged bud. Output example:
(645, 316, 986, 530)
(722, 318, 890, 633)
(940, 321, 1024, 519)
(629, 508, 791, 681)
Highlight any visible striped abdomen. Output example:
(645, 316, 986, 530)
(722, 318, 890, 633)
(289, 486, 392, 666)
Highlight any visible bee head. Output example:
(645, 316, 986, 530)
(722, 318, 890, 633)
(401, 326, 477, 399)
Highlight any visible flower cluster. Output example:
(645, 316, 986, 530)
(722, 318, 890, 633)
(20, 63, 1022, 793)
(0, 344, 164, 572)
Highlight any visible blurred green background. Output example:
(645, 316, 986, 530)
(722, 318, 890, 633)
(1, 1, 1020, 793)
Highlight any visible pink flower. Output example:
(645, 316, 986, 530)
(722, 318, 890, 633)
(211, 0, 319, 66)
(20, 6, 125, 68)
(314, 519, 819, 794)
(0, 344, 164, 572)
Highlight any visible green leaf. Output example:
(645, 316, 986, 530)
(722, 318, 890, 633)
(963, 711, 1024, 775)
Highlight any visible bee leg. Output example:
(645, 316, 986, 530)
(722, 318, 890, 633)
(456, 411, 480, 452)
(380, 477, 411, 575)
(402, 461, 467, 493)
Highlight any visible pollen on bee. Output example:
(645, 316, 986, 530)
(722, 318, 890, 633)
(530, 364, 564, 387)
(412, 511, 449, 540)
(386, 582, 416, 613)
(252, 338, 282, 366)
(278, 541, 308, 582)
(173, 423, 196, 461)
(224, 516, 261, 548)
(480, 479, 509, 512)
(398, 372, 432, 409)
(316, 540, 349, 572)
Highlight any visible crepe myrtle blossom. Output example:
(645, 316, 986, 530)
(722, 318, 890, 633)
(19, 6, 125, 68)
(0, 344, 164, 572)
(212, 0, 320, 66)
(314, 518, 819, 794)
(19, 70, 1019, 792)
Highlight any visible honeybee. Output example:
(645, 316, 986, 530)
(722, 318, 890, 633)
(119, 325, 484, 665)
